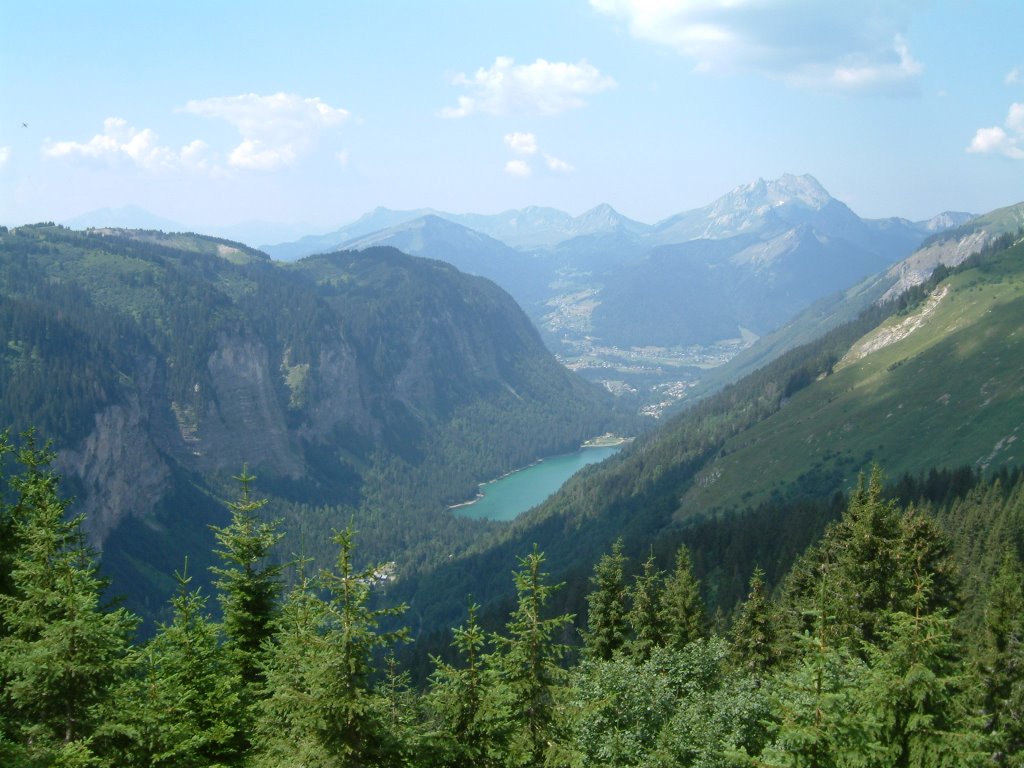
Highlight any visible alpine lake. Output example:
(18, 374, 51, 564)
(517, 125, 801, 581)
(450, 439, 626, 521)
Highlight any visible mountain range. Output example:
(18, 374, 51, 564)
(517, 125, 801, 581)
(262, 176, 973, 405)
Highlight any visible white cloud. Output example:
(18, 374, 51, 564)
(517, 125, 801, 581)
(183, 92, 350, 170)
(504, 132, 538, 155)
(544, 154, 573, 173)
(443, 57, 615, 117)
(504, 159, 532, 176)
(967, 103, 1024, 160)
(1008, 103, 1024, 134)
(44, 117, 184, 169)
(1006, 68, 1021, 85)
(591, 0, 923, 93)
(0, 146, 9, 167)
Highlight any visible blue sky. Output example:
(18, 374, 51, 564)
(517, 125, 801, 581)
(2, 1, 1022, 242)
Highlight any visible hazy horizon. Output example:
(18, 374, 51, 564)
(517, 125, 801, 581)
(3, 2, 1023, 236)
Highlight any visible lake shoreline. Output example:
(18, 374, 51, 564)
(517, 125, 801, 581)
(447, 436, 629, 516)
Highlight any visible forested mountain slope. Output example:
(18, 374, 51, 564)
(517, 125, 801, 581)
(401, 228, 1024, 635)
(0, 224, 618, 616)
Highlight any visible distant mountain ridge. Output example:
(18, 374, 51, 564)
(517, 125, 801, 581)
(260, 175, 975, 401)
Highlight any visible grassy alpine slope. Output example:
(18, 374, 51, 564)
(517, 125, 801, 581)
(683, 234, 1024, 516)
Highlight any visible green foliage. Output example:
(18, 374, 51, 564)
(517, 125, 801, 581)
(209, 467, 283, 690)
(730, 567, 780, 677)
(492, 548, 574, 767)
(427, 603, 505, 768)
(659, 544, 706, 650)
(96, 564, 242, 767)
(0, 433, 138, 763)
(626, 551, 667, 661)
(251, 528, 408, 766)
(581, 538, 629, 660)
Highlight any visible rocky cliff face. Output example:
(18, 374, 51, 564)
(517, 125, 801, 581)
(0, 228, 613, 569)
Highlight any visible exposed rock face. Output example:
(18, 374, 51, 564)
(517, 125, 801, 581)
(198, 335, 303, 478)
(881, 230, 991, 302)
(57, 395, 172, 549)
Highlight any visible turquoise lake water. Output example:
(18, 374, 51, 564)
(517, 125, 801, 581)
(451, 444, 622, 521)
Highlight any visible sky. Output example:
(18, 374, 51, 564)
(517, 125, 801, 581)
(2, 1, 1022, 244)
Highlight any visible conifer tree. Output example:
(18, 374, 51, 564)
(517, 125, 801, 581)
(858, 568, 985, 766)
(582, 538, 629, 660)
(730, 567, 779, 677)
(759, 575, 874, 767)
(429, 602, 501, 767)
(658, 544, 705, 650)
(626, 551, 667, 661)
(250, 558, 329, 767)
(979, 549, 1024, 764)
(97, 563, 241, 767)
(209, 467, 284, 690)
(0, 434, 137, 763)
(493, 547, 573, 767)
(252, 529, 407, 766)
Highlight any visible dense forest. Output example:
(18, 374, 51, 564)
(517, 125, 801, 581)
(1, 430, 1022, 767)
(0, 225, 627, 623)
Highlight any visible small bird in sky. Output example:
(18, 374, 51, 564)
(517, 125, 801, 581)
(21, 122, 28, 128)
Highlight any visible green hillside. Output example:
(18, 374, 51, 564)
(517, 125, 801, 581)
(402, 229, 1024, 639)
(0, 224, 621, 621)
(683, 235, 1024, 516)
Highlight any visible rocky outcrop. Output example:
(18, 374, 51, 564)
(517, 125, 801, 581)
(196, 335, 304, 478)
(57, 395, 172, 549)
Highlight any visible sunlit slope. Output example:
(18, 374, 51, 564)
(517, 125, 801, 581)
(683, 238, 1024, 515)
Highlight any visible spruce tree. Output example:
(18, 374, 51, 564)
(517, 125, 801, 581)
(252, 529, 407, 766)
(96, 564, 241, 767)
(428, 602, 501, 767)
(0, 435, 137, 763)
(730, 567, 779, 677)
(658, 544, 705, 650)
(626, 551, 667, 661)
(858, 568, 985, 766)
(979, 549, 1024, 764)
(582, 538, 629, 661)
(493, 547, 573, 767)
(209, 467, 284, 690)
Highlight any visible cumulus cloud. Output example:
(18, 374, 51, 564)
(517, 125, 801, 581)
(1006, 68, 1021, 85)
(504, 132, 538, 155)
(967, 103, 1024, 159)
(544, 154, 573, 173)
(443, 57, 615, 117)
(44, 117, 187, 169)
(504, 159, 532, 176)
(182, 92, 350, 170)
(591, 0, 923, 93)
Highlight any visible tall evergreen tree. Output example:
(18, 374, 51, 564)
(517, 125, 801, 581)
(857, 569, 985, 766)
(582, 538, 629, 661)
(626, 551, 667, 662)
(96, 564, 241, 767)
(252, 529, 407, 767)
(0, 434, 137, 763)
(209, 467, 284, 690)
(428, 602, 502, 767)
(979, 549, 1024, 764)
(730, 567, 779, 677)
(658, 544, 705, 650)
(493, 547, 573, 768)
